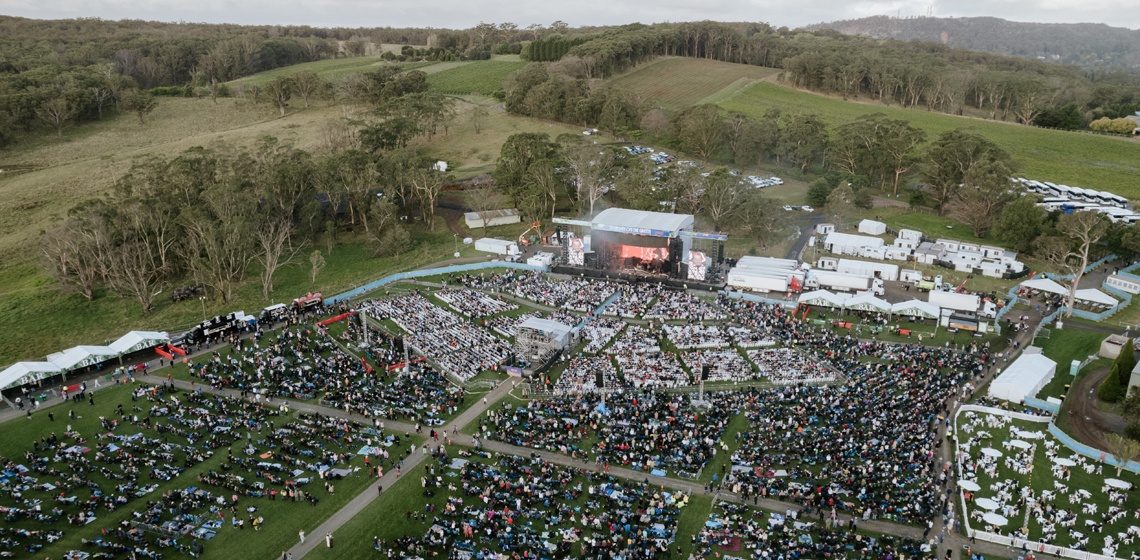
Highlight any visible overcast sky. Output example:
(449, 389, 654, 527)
(1, 0, 1137, 31)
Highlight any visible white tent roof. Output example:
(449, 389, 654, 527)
(988, 352, 1057, 403)
(47, 345, 118, 371)
(0, 362, 62, 390)
(1074, 288, 1118, 306)
(592, 208, 694, 234)
(518, 317, 574, 337)
(891, 299, 940, 318)
(845, 293, 891, 312)
(1021, 277, 1069, 295)
(109, 331, 169, 355)
(798, 290, 849, 308)
(857, 219, 887, 235)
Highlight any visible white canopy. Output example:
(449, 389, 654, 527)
(1021, 277, 1069, 295)
(975, 497, 1000, 510)
(983, 512, 1009, 526)
(47, 345, 118, 371)
(845, 293, 891, 312)
(1074, 289, 1118, 307)
(988, 352, 1057, 403)
(797, 290, 848, 309)
(109, 331, 169, 355)
(959, 480, 981, 492)
(0, 362, 62, 390)
(891, 299, 940, 319)
(1105, 478, 1131, 490)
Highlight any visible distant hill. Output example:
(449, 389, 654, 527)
(808, 16, 1140, 75)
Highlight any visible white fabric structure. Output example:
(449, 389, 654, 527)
(1020, 277, 1069, 295)
(988, 353, 1057, 403)
(891, 299, 940, 319)
(797, 290, 848, 309)
(109, 331, 169, 355)
(592, 208, 694, 234)
(845, 293, 891, 312)
(857, 219, 887, 235)
(0, 362, 62, 390)
(1073, 288, 1117, 307)
(47, 345, 118, 371)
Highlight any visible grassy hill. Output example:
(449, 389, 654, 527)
(426, 60, 527, 95)
(609, 57, 778, 108)
(718, 81, 1140, 198)
(0, 95, 585, 364)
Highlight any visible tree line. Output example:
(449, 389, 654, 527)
(542, 21, 1137, 128)
(41, 67, 458, 311)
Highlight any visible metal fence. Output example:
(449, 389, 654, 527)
(325, 261, 548, 304)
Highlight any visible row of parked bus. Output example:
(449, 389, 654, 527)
(1014, 178, 1138, 224)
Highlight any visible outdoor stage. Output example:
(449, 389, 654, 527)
(550, 207, 728, 290)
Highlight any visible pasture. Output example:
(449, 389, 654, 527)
(426, 60, 527, 95)
(609, 57, 778, 108)
(718, 81, 1140, 199)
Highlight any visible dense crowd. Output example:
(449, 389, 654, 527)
(366, 294, 511, 381)
(432, 289, 517, 318)
(383, 450, 689, 559)
(481, 391, 737, 478)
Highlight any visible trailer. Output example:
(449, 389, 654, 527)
(837, 259, 900, 281)
(474, 238, 520, 255)
(805, 270, 884, 295)
(727, 270, 796, 293)
(928, 290, 996, 318)
(292, 292, 324, 312)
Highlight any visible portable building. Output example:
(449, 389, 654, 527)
(1106, 274, 1140, 295)
(897, 229, 923, 242)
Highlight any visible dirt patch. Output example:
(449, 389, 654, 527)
(1066, 366, 1125, 450)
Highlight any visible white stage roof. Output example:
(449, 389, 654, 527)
(1021, 278, 1069, 295)
(988, 352, 1057, 403)
(592, 208, 694, 234)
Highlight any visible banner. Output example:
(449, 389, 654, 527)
(687, 250, 707, 282)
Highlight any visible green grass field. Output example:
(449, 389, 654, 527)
(718, 81, 1140, 198)
(0, 382, 419, 560)
(426, 60, 527, 95)
(609, 57, 778, 108)
(228, 58, 437, 86)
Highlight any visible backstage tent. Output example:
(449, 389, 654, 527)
(0, 362, 62, 390)
(987, 352, 1057, 403)
(1020, 278, 1069, 295)
(844, 293, 891, 312)
(47, 345, 118, 371)
(1074, 289, 1118, 307)
(891, 299, 940, 319)
(109, 331, 169, 355)
(797, 290, 848, 309)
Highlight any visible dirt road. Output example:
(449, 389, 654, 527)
(1067, 366, 1126, 450)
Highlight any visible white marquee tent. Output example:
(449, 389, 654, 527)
(1020, 277, 1069, 295)
(845, 293, 891, 312)
(891, 299, 940, 319)
(110, 331, 169, 355)
(0, 362, 62, 390)
(47, 345, 119, 371)
(988, 352, 1057, 403)
(1073, 289, 1118, 307)
(798, 290, 848, 309)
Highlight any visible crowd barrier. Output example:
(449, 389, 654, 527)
(1021, 397, 1060, 414)
(325, 261, 547, 304)
(723, 290, 798, 309)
